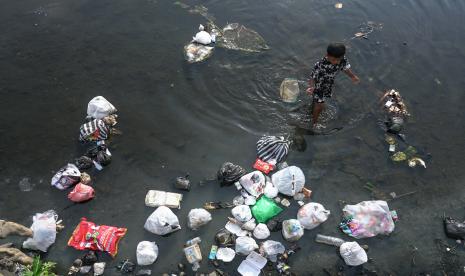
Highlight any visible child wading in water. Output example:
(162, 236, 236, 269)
(307, 43, 360, 129)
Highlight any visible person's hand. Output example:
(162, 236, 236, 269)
(306, 87, 315, 95)
(351, 75, 360, 84)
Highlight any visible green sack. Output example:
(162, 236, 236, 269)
(251, 196, 283, 223)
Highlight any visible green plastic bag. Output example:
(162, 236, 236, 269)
(251, 196, 283, 223)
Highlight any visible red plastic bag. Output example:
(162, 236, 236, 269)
(68, 218, 127, 257)
(253, 159, 274, 174)
(68, 183, 95, 202)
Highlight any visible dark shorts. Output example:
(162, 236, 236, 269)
(313, 89, 332, 103)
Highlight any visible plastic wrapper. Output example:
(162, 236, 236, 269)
(297, 202, 330, 230)
(68, 217, 127, 257)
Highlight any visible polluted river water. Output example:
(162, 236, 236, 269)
(1, 0, 465, 274)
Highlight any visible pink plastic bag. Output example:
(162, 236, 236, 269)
(68, 183, 95, 202)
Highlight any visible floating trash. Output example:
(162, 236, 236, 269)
(334, 3, 343, 9)
(351, 21, 383, 39)
(391, 152, 407, 162)
(408, 157, 426, 168)
(184, 43, 214, 63)
(18, 177, 34, 192)
(217, 23, 269, 52)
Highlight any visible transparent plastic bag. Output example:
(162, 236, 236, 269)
(23, 210, 57, 252)
(282, 219, 304, 242)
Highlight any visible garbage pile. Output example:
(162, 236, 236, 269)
(381, 89, 426, 168)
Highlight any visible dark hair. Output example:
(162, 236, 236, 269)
(327, 43, 346, 58)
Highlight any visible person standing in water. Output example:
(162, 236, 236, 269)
(307, 43, 360, 129)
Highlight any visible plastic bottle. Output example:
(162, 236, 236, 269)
(185, 237, 202, 246)
(315, 234, 345, 247)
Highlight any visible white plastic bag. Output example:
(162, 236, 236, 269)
(242, 219, 257, 231)
(271, 166, 305, 196)
(259, 240, 285, 262)
(144, 206, 181, 235)
(87, 96, 117, 120)
(136, 241, 159, 265)
(51, 164, 81, 190)
(232, 205, 252, 223)
(264, 181, 278, 198)
(297, 202, 330, 230)
(282, 219, 304, 242)
(193, 31, 212, 45)
(225, 221, 248, 237)
(239, 171, 266, 197)
(187, 208, 212, 230)
(216, 247, 235, 262)
(235, 236, 258, 255)
(340, 242, 368, 266)
(253, 223, 270, 240)
(23, 210, 57, 252)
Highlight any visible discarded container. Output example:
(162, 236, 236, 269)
(237, 251, 267, 276)
(297, 202, 330, 230)
(315, 234, 345, 247)
(184, 243, 202, 271)
(23, 210, 58, 252)
(87, 96, 117, 120)
(253, 223, 270, 240)
(340, 200, 395, 239)
(187, 208, 212, 230)
(208, 245, 218, 260)
(251, 196, 283, 223)
(256, 136, 290, 163)
(175, 175, 191, 191)
(68, 218, 127, 257)
(239, 171, 266, 197)
(272, 166, 305, 196)
(144, 206, 181, 235)
(51, 164, 81, 190)
(217, 162, 247, 186)
(282, 219, 304, 242)
(93, 262, 106, 276)
(216, 247, 235, 262)
(340, 242, 368, 266)
(231, 205, 253, 223)
(145, 190, 183, 209)
(136, 241, 159, 266)
(280, 78, 300, 103)
(235, 236, 258, 255)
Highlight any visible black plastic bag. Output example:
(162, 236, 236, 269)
(75, 156, 93, 170)
(96, 150, 111, 166)
(386, 116, 404, 134)
(217, 162, 246, 186)
(444, 217, 465, 240)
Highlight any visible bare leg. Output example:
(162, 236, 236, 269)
(312, 102, 325, 127)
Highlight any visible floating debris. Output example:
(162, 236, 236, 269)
(351, 21, 383, 39)
(334, 3, 343, 9)
(408, 157, 426, 168)
(391, 151, 407, 162)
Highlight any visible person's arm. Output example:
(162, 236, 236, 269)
(344, 69, 360, 84)
(306, 78, 315, 94)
